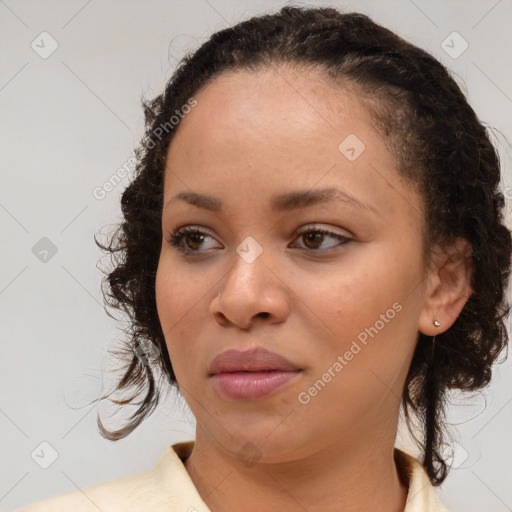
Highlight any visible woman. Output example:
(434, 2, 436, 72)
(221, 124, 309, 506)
(20, 5, 511, 512)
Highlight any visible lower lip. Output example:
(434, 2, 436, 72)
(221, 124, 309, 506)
(210, 370, 302, 400)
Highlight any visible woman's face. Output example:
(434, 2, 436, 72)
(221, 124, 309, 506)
(155, 67, 433, 462)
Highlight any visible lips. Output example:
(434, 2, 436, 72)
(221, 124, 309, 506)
(208, 347, 302, 401)
(208, 347, 300, 375)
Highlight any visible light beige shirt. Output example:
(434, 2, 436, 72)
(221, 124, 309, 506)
(19, 441, 449, 511)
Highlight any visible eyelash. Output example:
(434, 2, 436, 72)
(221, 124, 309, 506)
(167, 225, 353, 258)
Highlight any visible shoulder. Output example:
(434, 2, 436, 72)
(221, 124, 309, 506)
(18, 442, 205, 512)
(18, 465, 159, 512)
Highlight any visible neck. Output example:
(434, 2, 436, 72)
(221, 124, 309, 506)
(184, 426, 408, 512)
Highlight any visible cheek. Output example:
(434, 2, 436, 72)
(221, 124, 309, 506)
(155, 261, 193, 358)
(155, 265, 181, 333)
(300, 245, 424, 377)
(155, 255, 211, 328)
(155, 258, 215, 376)
(302, 256, 411, 336)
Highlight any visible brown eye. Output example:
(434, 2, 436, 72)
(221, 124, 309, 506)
(168, 226, 220, 257)
(302, 232, 325, 249)
(185, 232, 206, 250)
(292, 226, 353, 251)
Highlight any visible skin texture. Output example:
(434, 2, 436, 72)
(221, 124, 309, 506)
(155, 67, 472, 512)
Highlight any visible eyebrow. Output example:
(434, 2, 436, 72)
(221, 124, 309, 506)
(166, 187, 377, 213)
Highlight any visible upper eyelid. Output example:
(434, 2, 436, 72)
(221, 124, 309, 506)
(295, 224, 351, 237)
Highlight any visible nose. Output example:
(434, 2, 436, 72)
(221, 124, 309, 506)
(210, 249, 290, 330)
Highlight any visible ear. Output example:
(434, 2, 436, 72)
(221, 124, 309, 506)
(418, 238, 473, 336)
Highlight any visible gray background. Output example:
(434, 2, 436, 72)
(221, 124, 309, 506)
(1, 1, 511, 511)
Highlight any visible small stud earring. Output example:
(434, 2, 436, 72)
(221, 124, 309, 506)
(433, 320, 440, 327)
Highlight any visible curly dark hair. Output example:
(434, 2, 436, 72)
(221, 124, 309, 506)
(93, 6, 512, 486)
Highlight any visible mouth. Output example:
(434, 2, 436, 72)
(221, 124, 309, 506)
(208, 347, 303, 401)
(210, 369, 302, 401)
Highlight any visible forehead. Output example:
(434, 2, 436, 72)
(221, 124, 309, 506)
(167, 67, 387, 172)
(175, 66, 376, 143)
(163, 66, 420, 221)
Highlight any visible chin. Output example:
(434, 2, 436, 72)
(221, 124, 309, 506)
(210, 424, 310, 464)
